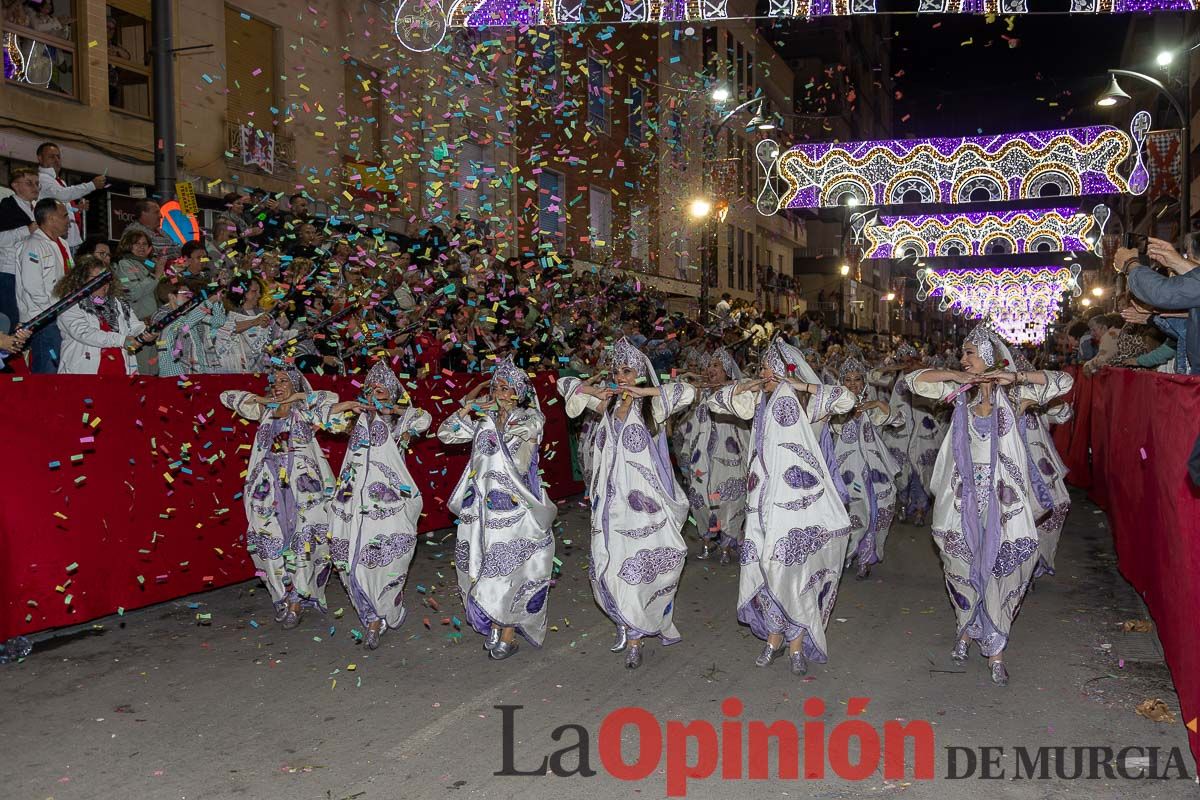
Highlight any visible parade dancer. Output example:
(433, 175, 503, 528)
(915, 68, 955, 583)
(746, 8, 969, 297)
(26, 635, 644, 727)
(874, 343, 945, 526)
(708, 337, 855, 676)
(559, 337, 695, 669)
(832, 357, 902, 580)
(221, 367, 340, 628)
(438, 357, 558, 661)
(907, 323, 1073, 686)
(326, 361, 431, 650)
(674, 348, 751, 564)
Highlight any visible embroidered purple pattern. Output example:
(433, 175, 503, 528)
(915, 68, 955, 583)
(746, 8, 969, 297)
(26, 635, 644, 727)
(774, 490, 826, 511)
(476, 429, 501, 456)
(295, 473, 324, 495)
(617, 518, 670, 539)
(247, 530, 285, 559)
(997, 407, 1013, 436)
(484, 512, 526, 530)
(368, 481, 400, 503)
(717, 477, 746, 501)
(486, 489, 519, 511)
(595, 426, 607, 451)
(617, 547, 686, 585)
(293, 523, 329, 557)
(996, 481, 1019, 506)
(479, 535, 551, 578)
(800, 568, 836, 595)
(771, 525, 842, 567)
(779, 442, 824, 474)
(622, 423, 650, 453)
(628, 489, 661, 514)
(1038, 457, 1055, 476)
(933, 528, 972, 562)
(724, 436, 741, 455)
(772, 395, 801, 427)
(454, 538, 469, 567)
(839, 421, 860, 444)
(739, 539, 759, 565)
(643, 582, 678, 608)
(360, 532, 417, 569)
(747, 472, 760, 493)
(783, 466, 820, 490)
(992, 537, 1039, 578)
(328, 537, 350, 564)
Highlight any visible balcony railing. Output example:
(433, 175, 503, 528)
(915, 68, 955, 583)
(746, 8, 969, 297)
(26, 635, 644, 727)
(225, 120, 295, 177)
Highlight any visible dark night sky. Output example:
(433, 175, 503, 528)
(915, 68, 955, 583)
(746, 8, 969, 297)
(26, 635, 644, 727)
(888, 13, 1133, 136)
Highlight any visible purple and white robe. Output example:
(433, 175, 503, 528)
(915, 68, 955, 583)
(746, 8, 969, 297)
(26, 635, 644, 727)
(557, 379, 599, 488)
(874, 369, 947, 520)
(329, 408, 431, 631)
(561, 378, 695, 643)
(831, 390, 903, 568)
(708, 381, 854, 662)
(674, 388, 751, 548)
(1018, 390, 1074, 576)
(907, 370, 1072, 657)
(220, 389, 340, 613)
(438, 407, 558, 646)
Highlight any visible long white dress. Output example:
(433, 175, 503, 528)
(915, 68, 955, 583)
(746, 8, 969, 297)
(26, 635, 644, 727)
(557, 379, 599, 489)
(831, 389, 903, 568)
(874, 369, 947, 520)
(220, 389, 340, 612)
(438, 407, 558, 646)
(561, 378, 696, 643)
(674, 387, 751, 548)
(1020, 401, 1073, 575)
(907, 370, 1073, 656)
(329, 407, 431, 630)
(708, 381, 855, 661)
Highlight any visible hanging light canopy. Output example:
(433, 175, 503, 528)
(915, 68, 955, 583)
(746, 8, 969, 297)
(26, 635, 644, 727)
(1095, 75, 1132, 108)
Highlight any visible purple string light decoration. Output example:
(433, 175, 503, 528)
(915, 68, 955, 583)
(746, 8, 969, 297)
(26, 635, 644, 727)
(916, 266, 1083, 345)
(775, 118, 1150, 210)
(863, 208, 1096, 259)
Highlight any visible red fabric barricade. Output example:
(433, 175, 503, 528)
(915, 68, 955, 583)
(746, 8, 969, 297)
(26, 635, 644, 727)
(0, 373, 581, 641)
(1051, 366, 1200, 767)
(1050, 367, 1093, 488)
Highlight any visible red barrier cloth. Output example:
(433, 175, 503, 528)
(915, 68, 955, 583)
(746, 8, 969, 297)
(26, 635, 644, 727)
(0, 373, 581, 641)
(1052, 367, 1200, 765)
(1050, 368, 1093, 489)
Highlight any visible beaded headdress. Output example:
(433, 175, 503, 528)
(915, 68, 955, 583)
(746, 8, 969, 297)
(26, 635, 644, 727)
(839, 356, 868, 380)
(365, 361, 402, 401)
(708, 347, 742, 380)
(964, 323, 997, 368)
(491, 355, 532, 401)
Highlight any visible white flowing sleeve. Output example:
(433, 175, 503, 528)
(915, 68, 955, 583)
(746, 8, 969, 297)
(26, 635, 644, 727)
(708, 384, 757, 420)
(1042, 401, 1073, 425)
(867, 369, 892, 389)
(402, 408, 432, 435)
(1017, 370, 1073, 407)
(220, 390, 265, 421)
(867, 404, 895, 427)
(808, 383, 855, 422)
(437, 410, 478, 444)
(906, 369, 959, 402)
(557, 376, 601, 418)
(650, 381, 696, 423)
(300, 391, 350, 432)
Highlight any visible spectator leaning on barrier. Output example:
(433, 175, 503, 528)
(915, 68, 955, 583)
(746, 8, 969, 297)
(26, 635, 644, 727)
(1115, 235, 1200, 375)
(35, 142, 106, 252)
(17, 198, 73, 373)
(55, 255, 153, 375)
(0, 167, 40, 327)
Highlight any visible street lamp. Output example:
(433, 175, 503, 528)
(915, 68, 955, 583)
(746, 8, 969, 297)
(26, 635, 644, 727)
(1096, 68, 1190, 239)
(689, 198, 713, 219)
(1157, 50, 1174, 67)
(712, 86, 732, 103)
(1092, 286, 1104, 297)
(839, 264, 851, 276)
(886, 292, 896, 301)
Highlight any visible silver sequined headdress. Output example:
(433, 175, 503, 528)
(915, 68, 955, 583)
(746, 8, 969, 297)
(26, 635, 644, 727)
(491, 355, 532, 401)
(611, 336, 649, 378)
(707, 347, 743, 380)
(964, 322, 997, 367)
(838, 356, 868, 380)
(365, 360, 403, 401)
(761, 335, 821, 385)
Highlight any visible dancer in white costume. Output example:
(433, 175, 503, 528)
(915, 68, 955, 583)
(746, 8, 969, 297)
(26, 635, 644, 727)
(674, 347, 751, 564)
(907, 323, 1072, 686)
(220, 368, 340, 628)
(831, 357, 902, 580)
(438, 357, 558, 660)
(708, 337, 854, 676)
(559, 337, 695, 669)
(326, 361, 431, 650)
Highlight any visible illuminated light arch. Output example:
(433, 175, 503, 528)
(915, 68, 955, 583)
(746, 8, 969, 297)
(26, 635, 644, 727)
(916, 266, 1083, 344)
(955, 169, 1008, 203)
(820, 174, 873, 207)
(886, 172, 939, 205)
(980, 231, 1018, 255)
(1023, 163, 1083, 198)
(862, 208, 1097, 259)
(935, 236, 972, 257)
(772, 115, 1149, 211)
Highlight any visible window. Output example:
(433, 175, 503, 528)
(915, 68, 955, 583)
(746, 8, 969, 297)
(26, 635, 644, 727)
(344, 62, 382, 160)
(588, 186, 611, 250)
(737, 228, 745, 291)
(537, 169, 565, 246)
(630, 203, 650, 266)
(4, 0, 77, 97)
(106, 2, 151, 116)
(736, 42, 744, 98)
(587, 54, 610, 133)
(225, 6, 276, 129)
(702, 27, 717, 79)
(627, 81, 644, 145)
(725, 31, 735, 89)
(746, 52, 754, 93)
(726, 224, 735, 289)
(747, 231, 754, 291)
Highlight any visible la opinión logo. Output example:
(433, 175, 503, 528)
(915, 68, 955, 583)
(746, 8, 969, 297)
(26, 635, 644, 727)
(494, 697, 1194, 795)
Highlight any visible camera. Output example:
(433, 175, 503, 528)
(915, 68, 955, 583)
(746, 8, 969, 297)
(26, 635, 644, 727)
(1123, 233, 1149, 257)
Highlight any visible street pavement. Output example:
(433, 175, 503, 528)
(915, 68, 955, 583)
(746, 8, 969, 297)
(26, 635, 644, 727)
(1, 488, 1194, 800)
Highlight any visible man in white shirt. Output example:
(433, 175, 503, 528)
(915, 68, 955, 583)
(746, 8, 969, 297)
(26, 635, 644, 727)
(36, 142, 106, 252)
(715, 292, 732, 319)
(0, 168, 40, 327)
(17, 199, 72, 373)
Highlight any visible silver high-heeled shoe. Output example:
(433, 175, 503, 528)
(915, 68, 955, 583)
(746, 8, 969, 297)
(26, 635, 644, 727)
(273, 603, 288, 623)
(696, 543, 714, 560)
(855, 561, 872, 580)
(789, 650, 808, 676)
(281, 604, 302, 629)
(625, 644, 643, 670)
(610, 625, 629, 653)
(365, 623, 383, 650)
(951, 639, 970, 664)
(718, 549, 731, 566)
(484, 626, 501, 651)
(755, 642, 785, 667)
(490, 640, 519, 660)
(990, 661, 1009, 686)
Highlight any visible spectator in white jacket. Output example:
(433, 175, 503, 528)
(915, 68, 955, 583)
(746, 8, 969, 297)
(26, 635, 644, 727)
(0, 167, 40, 327)
(35, 142, 106, 252)
(17, 199, 72, 373)
(55, 256, 153, 375)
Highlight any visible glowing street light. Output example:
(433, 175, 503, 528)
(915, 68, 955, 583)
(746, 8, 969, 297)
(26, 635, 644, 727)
(1156, 51, 1174, 67)
(1092, 286, 1104, 297)
(886, 292, 896, 301)
(689, 198, 713, 219)
(1081, 298, 1092, 307)
(1095, 75, 1131, 108)
(840, 264, 851, 277)
(712, 86, 732, 103)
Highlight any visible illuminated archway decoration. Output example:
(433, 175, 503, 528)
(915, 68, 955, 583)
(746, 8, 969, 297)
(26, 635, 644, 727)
(863, 208, 1096, 259)
(917, 266, 1083, 345)
(768, 113, 1150, 211)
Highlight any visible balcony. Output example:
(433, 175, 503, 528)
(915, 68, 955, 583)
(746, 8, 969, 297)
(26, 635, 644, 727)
(225, 120, 295, 178)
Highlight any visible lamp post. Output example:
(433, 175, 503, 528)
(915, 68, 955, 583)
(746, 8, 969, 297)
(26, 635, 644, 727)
(1097, 66, 1192, 240)
(696, 92, 776, 319)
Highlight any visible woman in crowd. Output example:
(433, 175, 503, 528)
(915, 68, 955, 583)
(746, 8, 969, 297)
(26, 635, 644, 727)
(438, 357, 558, 661)
(151, 277, 227, 377)
(907, 323, 1073, 686)
(707, 337, 854, 676)
(560, 338, 695, 669)
(326, 361, 431, 650)
(674, 347, 750, 564)
(220, 367, 341, 627)
(55, 256, 154, 375)
(214, 273, 292, 373)
(113, 229, 168, 375)
(831, 357, 901, 580)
